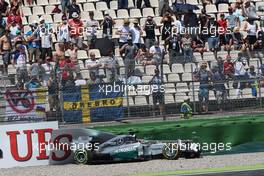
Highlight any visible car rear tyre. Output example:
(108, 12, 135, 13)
(162, 143, 180, 160)
(74, 149, 89, 164)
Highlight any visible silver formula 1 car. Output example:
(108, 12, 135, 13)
(72, 133, 201, 164)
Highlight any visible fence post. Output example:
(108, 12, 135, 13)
(191, 64, 197, 113)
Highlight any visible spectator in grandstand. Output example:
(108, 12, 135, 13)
(39, 23, 53, 61)
(242, 0, 260, 20)
(233, 54, 248, 98)
(29, 59, 45, 81)
(65, 42, 78, 64)
(68, 12, 84, 49)
(13, 30, 25, 47)
(0, 0, 9, 17)
(207, 15, 219, 58)
(67, 0, 81, 19)
(116, 18, 131, 48)
(223, 54, 234, 79)
(11, 43, 23, 64)
(232, 27, 244, 50)
(120, 37, 138, 78)
(136, 45, 157, 66)
(74, 74, 87, 86)
(0, 29, 12, 74)
(233, 0, 245, 23)
(255, 29, 264, 50)
(61, 0, 70, 14)
(25, 75, 42, 89)
(25, 23, 40, 64)
(166, 30, 181, 64)
(60, 53, 75, 87)
(217, 13, 228, 50)
(85, 52, 102, 78)
(16, 45, 29, 84)
(0, 14, 6, 37)
(181, 33, 193, 63)
(192, 35, 207, 57)
(149, 68, 164, 115)
(144, 16, 157, 49)
(47, 76, 59, 111)
(130, 19, 143, 49)
(244, 18, 258, 51)
(118, 0, 128, 9)
(86, 11, 100, 49)
(194, 62, 212, 113)
(104, 49, 119, 83)
(136, 0, 150, 8)
(184, 10, 199, 36)
(7, 7, 22, 26)
(10, 0, 21, 13)
(174, 14, 183, 34)
(161, 12, 174, 42)
(8, 20, 21, 41)
(87, 71, 101, 84)
(52, 4, 62, 14)
(226, 7, 240, 30)
(216, 56, 224, 74)
(42, 56, 54, 86)
(149, 41, 164, 66)
(199, 9, 210, 42)
(159, 0, 171, 16)
(101, 11, 115, 39)
(180, 98, 192, 119)
(247, 65, 258, 97)
(54, 43, 66, 63)
(58, 16, 70, 43)
(211, 66, 226, 112)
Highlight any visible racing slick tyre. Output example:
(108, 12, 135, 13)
(74, 149, 90, 164)
(162, 143, 180, 160)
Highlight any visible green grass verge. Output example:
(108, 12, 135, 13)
(132, 164, 264, 176)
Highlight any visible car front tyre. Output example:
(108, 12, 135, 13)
(162, 143, 180, 160)
(74, 149, 89, 164)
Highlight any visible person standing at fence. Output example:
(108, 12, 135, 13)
(149, 68, 164, 116)
(180, 98, 192, 119)
(120, 37, 138, 79)
(48, 76, 59, 112)
(181, 33, 193, 63)
(149, 41, 164, 67)
(0, 29, 12, 75)
(105, 50, 119, 83)
(85, 52, 102, 80)
(166, 29, 181, 65)
(16, 45, 29, 84)
(194, 62, 212, 113)
(246, 65, 259, 98)
(116, 19, 131, 48)
(212, 66, 226, 112)
(86, 11, 100, 49)
(101, 11, 115, 40)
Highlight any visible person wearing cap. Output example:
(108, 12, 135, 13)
(25, 23, 40, 64)
(8, 19, 21, 41)
(86, 11, 100, 49)
(16, 45, 29, 84)
(143, 16, 157, 49)
(68, 12, 84, 49)
(0, 29, 12, 74)
(67, 0, 81, 19)
(58, 16, 70, 43)
(101, 11, 115, 39)
(130, 19, 143, 49)
(120, 37, 138, 78)
(116, 18, 131, 48)
(194, 62, 212, 113)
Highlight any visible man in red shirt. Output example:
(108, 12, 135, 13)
(223, 55, 234, 79)
(7, 7, 22, 26)
(217, 13, 229, 51)
(68, 12, 84, 49)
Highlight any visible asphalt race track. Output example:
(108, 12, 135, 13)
(187, 169, 264, 176)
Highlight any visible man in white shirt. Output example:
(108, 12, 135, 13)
(42, 56, 53, 86)
(104, 50, 119, 83)
(149, 41, 164, 65)
(116, 18, 131, 48)
(130, 19, 143, 48)
(16, 45, 29, 84)
(39, 25, 53, 61)
(85, 52, 102, 78)
(234, 55, 248, 98)
(86, 11, 100, 49)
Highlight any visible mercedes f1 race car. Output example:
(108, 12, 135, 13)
(72, 132, 201, 164)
